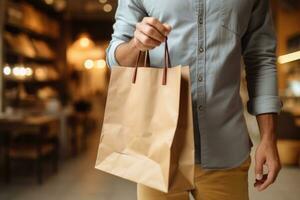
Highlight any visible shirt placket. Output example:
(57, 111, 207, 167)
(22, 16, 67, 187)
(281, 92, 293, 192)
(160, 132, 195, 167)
(196, 0, 207, 165)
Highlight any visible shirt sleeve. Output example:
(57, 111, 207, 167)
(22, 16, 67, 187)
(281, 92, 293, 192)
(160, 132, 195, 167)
(106, 0, 147, 68)
(242, 0, 283, 116)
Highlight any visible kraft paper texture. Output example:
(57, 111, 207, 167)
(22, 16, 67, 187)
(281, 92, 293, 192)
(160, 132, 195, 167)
(95, 65, 194, 193)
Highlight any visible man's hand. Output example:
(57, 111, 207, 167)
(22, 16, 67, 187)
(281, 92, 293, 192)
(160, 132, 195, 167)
(133, 17, 172, 51)
(115, 17, 171, 68)
(255, 114, 281, 191)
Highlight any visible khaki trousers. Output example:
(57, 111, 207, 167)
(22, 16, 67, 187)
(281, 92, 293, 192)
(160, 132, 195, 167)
(137, 156, 251, 200)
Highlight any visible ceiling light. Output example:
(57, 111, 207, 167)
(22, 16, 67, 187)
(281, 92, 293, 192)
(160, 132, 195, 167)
(278, 50, 300, 64)
(103, 3, 112, 12)
(79, 37, 91, 48)
(99, 0, 107, 3)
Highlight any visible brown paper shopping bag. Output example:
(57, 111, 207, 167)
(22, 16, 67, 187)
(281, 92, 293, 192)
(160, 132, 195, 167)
(95, 40, 194, 193)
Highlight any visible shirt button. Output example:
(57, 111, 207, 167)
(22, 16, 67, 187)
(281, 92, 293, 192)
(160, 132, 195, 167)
(199, 47, 204, 53)
(199, 19, 203, 25)
(198, 105, 203, 110)
(198, 74, 203, 82)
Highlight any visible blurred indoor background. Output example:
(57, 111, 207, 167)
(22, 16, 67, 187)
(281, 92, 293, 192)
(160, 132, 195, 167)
(0, 0, 299, 200)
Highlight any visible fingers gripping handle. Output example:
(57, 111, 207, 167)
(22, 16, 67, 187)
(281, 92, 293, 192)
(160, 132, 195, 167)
(132, 38, 171, 85)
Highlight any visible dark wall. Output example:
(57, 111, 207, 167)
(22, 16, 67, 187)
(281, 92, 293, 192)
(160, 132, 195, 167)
(70, 19, 114, 42)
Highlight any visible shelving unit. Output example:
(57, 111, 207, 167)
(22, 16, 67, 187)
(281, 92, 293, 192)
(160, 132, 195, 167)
(0, 0, 6, 112)
(5, 49, 56, 64)
(0, 0, 66, 111)
(5, 22, 57, 41)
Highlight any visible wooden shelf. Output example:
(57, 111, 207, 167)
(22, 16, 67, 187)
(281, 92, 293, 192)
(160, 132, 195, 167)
(6, 50, 56, 64)
(281, 96, 300, 99)
(13, 0, 61, 18)
(1, 0, 67, 108)
(5, 22, 58, 41)
(5, 78, 60, 83)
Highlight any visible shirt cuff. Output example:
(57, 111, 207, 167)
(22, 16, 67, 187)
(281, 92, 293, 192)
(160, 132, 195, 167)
(247, 96, 283, 116)
(106, 40, 126, 68)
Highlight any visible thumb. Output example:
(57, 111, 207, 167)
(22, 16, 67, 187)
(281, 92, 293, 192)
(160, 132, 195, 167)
(163, 23, 172, 32)
(255, 156, 264, 180)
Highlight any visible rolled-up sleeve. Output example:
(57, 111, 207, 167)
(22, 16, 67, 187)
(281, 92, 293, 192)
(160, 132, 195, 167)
(242, 0, 282, 116)
(106, 0, 147, 68)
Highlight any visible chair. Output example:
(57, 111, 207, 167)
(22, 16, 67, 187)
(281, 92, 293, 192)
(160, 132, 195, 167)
(68, 100, 93, 156)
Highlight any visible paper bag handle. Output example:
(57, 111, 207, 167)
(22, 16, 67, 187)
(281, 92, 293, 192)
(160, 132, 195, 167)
(132, 38, 171, 85)
(134, 50, 150, 69)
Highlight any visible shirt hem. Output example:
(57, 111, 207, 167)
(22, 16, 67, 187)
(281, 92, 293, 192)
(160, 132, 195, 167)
(198, 147, 252, 171)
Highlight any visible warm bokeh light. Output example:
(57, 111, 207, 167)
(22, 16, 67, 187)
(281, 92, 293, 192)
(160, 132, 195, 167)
(44, 0, 54, 5)
(278, 50, 300, 64)
(67, 33, 106, 71)
(84, 59, 94, 69)
(96, 59, 106, 69)
(103, 4, 112, 12)
(3, 65, 33, 77)
(25, 67, 33, 76)
(3, 65, 11, 76)
(99, 0, 107, 3)
(79, 37, 92, 48)
(35, 67, 47, 81)
(12, 66, 27, 77)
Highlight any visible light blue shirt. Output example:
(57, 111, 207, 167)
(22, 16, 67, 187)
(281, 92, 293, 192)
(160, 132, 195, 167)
(106, 0, 282, 169)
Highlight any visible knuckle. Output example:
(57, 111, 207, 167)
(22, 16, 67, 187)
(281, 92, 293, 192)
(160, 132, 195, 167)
(155, 40, 162, 46)
(144, 37, 152, 45)
(146, 27, 154, 35)
(148, 17, 156, 24)
(274, 163, 281, 171)
(136, 22, 143, 30)
(141, 37, 150, 44)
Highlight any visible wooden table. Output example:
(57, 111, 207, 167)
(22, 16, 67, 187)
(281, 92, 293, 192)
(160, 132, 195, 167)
(0, 114, 60, 183)
(0, 115, 59, 132)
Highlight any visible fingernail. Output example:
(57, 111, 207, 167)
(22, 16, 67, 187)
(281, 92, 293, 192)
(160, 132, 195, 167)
(163, 23, 170, 28)
(256, 174, 263, 180)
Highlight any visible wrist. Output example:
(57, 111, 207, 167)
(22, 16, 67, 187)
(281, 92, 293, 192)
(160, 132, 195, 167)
(260, 132, 277, 143)
(129, 38, 141, 52)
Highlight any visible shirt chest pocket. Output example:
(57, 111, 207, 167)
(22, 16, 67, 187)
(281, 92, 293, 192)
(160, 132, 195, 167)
(219, 0, 250, 37)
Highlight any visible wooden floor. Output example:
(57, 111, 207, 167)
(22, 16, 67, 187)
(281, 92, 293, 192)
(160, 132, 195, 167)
(0, 133, 136, 200)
